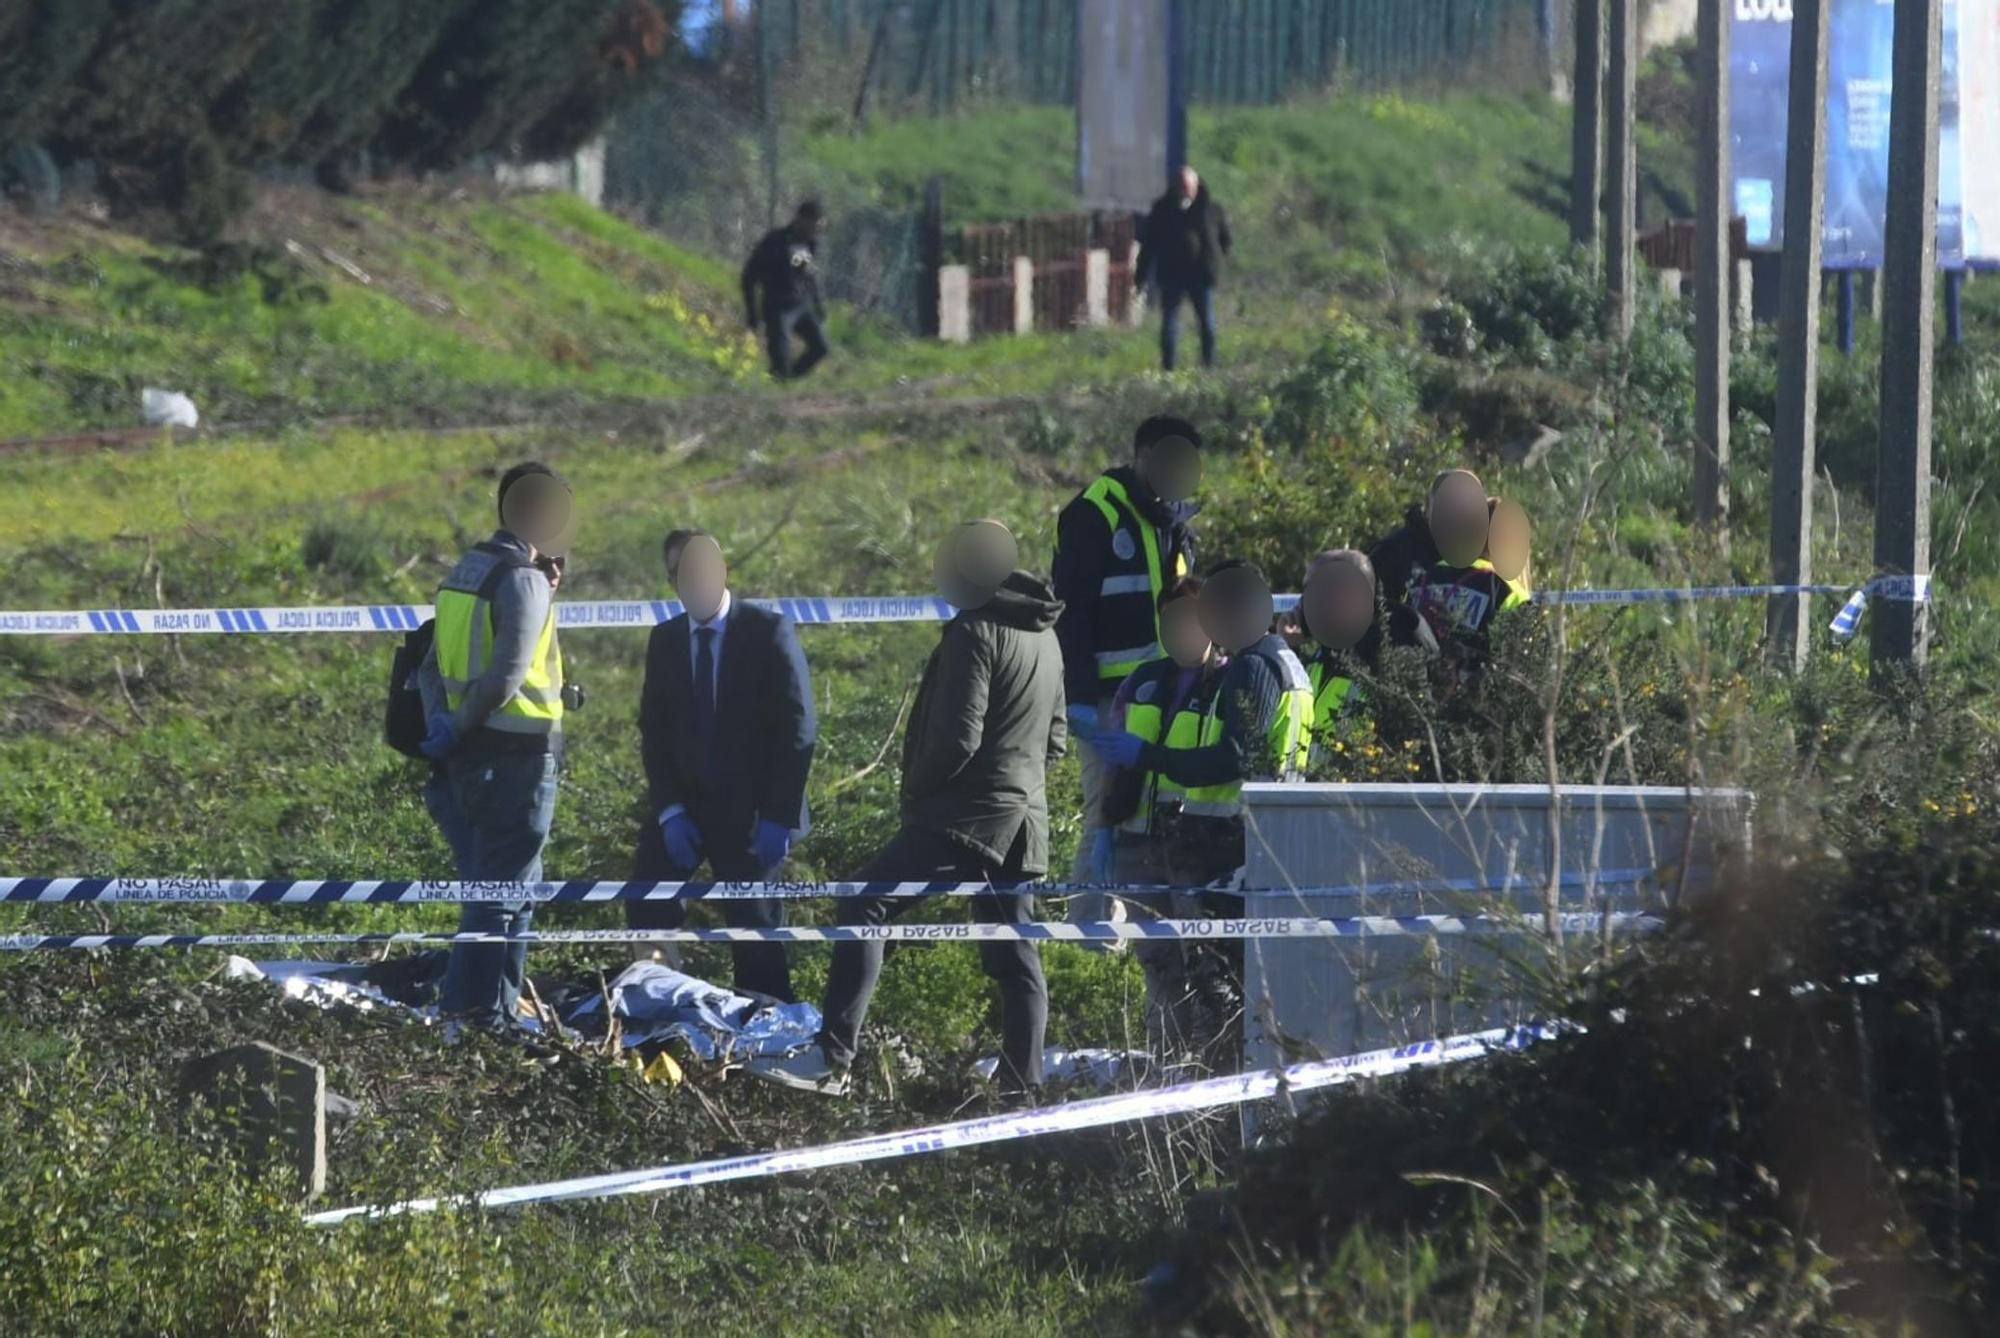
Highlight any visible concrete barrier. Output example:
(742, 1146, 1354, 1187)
(1240, 782, 1753, 1067)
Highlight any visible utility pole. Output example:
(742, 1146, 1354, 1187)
(1693, 0, 1730, 531)
(1769, 0, 1829, 674)
(1872, 0, 1941, 669)
(1604, 0, 1636, 338)
(1571, 0, 1603, 248)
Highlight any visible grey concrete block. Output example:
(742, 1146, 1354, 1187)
(178, 1041, 331, 1199)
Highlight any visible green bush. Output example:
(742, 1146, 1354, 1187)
(1443, 244, 1606, 363)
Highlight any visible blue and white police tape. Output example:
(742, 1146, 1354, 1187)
(304, 1022, 1559, 1224)
(0, 913, 1664, 953)
(0, 575, 1932, 638)
(0, 867, 1662, 905)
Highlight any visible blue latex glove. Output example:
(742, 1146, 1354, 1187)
(752, 819, 793, 874)
(659, 811, 703, 871)
(1066, 703, 1099, 739)
(1088, 730, 1145, 769)
(418, 713, 458, 761)
(1088, 828, 1116, 882)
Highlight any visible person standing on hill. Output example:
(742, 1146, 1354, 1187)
(749, 520, 1068, 1097)
(1051, 416, 1201, 930)
(418, 462, 575, 1040)
(1136, 165, 1232, 371)
(742, 200, 830, 380)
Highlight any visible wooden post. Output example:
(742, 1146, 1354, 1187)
(1872, 0, 1941, 669)
(1605, 0, 1637, 338)
(1571, 0, 1604, 248)
(1769, 0, 1829, 674)
(1693, 0, 1730, 531)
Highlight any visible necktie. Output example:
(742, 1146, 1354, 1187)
(694, 626, 718, 760)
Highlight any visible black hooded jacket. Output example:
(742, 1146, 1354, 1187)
(1136, 184, 1232, 290)
(899, 571, 1069, 873)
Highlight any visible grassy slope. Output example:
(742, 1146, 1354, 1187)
(2, 83, 1965, 1334)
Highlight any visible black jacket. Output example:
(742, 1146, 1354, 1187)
(638, 600, 816, 843)
(900, 572, 1068, 873)
(1051, 465, 1199, 705)
(742, 224, 822, 322)
(1136, 185, 1231, 291)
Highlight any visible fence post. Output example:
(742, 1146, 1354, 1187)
(1012, 255, 1035, 334)
(1605, 0, 1637, 339)
(1571, 0, 1603, 249)
(1692, 0, 1730, 531)
(1769, 0, 1830, 674)
(1872, 0, 1941, 669)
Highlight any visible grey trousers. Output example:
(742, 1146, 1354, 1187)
(818, 825, 1047, 1091)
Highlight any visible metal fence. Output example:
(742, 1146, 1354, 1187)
(749, 0, 1553, 114)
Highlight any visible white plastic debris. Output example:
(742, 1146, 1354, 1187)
(141, 387, 199, 429)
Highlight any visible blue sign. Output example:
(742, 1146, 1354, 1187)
(1730, 0, 1964, 267)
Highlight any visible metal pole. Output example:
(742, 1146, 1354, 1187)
(1167, 0, 1189, 180)
(1872, 0, 1941, 669)
(1605, 0, 1637, 338)
(1946, 267, 1965, 347)
(1769, 0, 1829, 674)
(1571, 0, 1603, 248)
(1837, 269, 1855, 355)
(1693, 0, 1731, 531)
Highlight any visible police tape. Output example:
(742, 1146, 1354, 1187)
(0, 867, 1661, 905)
(0, 576, 1931, 637)
(0, 913, 1664, 953)
(304, 1022, 1558, 1225)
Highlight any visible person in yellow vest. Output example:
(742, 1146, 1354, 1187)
(417, 462, 574, 1038)
(1482, 496, 1533, 609)
(1293, 548, 1379, 756)
(1052, 415, 1203, 934)
(1092, 576, 1221, 1050)
(1088, 560, 1312, 1061)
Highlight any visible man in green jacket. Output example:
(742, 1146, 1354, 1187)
(750, 520, 1068, 1097)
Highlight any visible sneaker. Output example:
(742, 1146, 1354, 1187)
(746, 1046, 851, 1096)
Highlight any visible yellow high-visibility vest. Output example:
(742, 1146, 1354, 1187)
(433, 541, 563, 737)
(1066, 473, 1191, 685)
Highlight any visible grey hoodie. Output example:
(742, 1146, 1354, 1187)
(899, 571, 1068, 873)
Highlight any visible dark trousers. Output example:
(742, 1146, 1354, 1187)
(627, 817, 794, 1003)
(819, 825, 1047, 1092)
(439, 750, 556, 1029)
(765, 303, 829, 379)
(1158, 281, 1218, 370)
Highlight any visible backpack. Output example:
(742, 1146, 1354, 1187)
(384, 619, 436, 760)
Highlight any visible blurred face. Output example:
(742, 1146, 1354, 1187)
(1427, 470, 1490, 568)
(1199, 565, 1275, 654)
(674, 534, 727, 622)
(1302, 551, 1376, 650)
(797, 211, 823, 241)
(1176, 165, 1199, 199)
(1160, 597, 1212, 669)
(1486, 498, 1532, 583)
(500, 472, 575, 557)
(934, 518, 1018, 610)
(1137, 433, 1202, 505)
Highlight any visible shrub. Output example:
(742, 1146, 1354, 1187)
(1444, 244, 1605, 363)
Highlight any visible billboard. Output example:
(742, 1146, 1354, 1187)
(1730, 0, 1968, 267)
(1960, 0, 2000, 259)
(1076, 0, 1171, 210)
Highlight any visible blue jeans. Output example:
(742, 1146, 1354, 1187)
(422, 768, 473, 870)
(1159, 282, 1217, 370)
(439, 750, 557, 1028)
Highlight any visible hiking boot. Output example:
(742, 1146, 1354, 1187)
(746, 1046, 851, 1096)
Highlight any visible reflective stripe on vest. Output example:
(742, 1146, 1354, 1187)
(1115, 661, 1213, 835)
(1074, 474, 1188, 682)
(434, 543, 564, 736)
(1181, 647, 1314, 816)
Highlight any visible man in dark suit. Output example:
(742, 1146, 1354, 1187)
(628, 528, 817, 1002)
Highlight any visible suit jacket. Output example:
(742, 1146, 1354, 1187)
(638, 600, 816, 844)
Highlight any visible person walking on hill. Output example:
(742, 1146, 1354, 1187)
(749, 520, 1068, 1097)
(742, 200, 830, 380)
(1136, 165, 1232, 371)
(418, 462, 575, 1039)
(626, 527, 817, 1003)
(1052, 416, 1201, 932)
